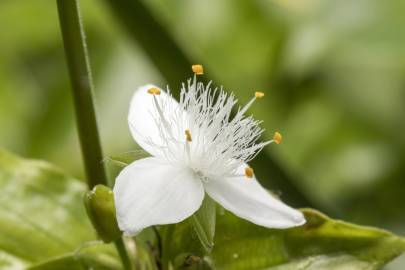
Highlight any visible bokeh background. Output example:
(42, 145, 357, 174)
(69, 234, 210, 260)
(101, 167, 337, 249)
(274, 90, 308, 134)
(1, 0, 404, 268)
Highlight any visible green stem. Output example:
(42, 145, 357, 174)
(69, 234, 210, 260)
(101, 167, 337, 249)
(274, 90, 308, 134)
(160, 225, 174, 270)
(56, 0, 107, 188)
(57, 1, 132, 269)
(115, 239, 133, 270)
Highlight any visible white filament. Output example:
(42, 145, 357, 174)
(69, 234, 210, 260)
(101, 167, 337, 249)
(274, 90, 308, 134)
(146, 76, 270, 180)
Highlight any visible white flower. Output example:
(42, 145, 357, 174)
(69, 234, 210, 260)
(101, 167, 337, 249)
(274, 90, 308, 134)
(114, 70, 305, 236)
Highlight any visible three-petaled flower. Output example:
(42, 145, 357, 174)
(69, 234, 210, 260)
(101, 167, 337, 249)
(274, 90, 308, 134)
(114, 66, 305, 236)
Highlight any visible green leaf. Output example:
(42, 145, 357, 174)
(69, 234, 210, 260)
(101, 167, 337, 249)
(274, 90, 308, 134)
(0, 148, 160, 269)
(189, 196, 216, 253)
(27, 242, 121, 270)
(169, 208, 405, 270)
(211, 209, 405, 270)
(0, 148, 94, 268)
(105, 150, 149, 168)
(104, 150, 149, 185)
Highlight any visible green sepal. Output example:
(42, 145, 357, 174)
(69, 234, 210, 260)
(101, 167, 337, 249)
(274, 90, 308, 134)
(189, 195, 216, 253)
(84, 184, 122, 243)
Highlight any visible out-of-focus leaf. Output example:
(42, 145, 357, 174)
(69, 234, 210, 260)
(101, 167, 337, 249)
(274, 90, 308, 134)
(0, 148, 94, 268)
(189, 196, 216, 253)
(27, 242, 121, 270)
(169, 209, 405, 270)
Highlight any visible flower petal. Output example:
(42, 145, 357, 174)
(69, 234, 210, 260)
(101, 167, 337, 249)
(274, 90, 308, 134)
(204, 163, 305, 229)
(128, 84, 181, 157)
(113, 157, 204, 236)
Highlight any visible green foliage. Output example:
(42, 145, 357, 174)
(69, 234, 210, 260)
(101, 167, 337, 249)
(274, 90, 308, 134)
(0, 148, 93, 268)
(104, 151, 150, 186)
(0, 148, 126, 269)
(189, 196, 216, 253)
(1, 144, 405, 270)
(105, 151, 405, 270)
(168, 209, 405, 270)
(27, 243, 121, 270)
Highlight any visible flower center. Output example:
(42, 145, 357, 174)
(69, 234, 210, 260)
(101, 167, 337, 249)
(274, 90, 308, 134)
(194, 170, 210, 183)
(145, 65, 282, 179)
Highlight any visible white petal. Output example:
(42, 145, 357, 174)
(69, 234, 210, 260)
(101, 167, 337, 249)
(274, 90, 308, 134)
(113, 157, 204, 236)
(128, 84, 181, 157)
(204, 163, 305, 229)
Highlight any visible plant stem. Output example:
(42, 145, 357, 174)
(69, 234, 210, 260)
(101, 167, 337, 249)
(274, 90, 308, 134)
(56, 0, 107, 188)
(57, 1, 132, 269)
(161, 225, 175, 270)
(115, 239, 133, 270)
(151, 226, 162, 269)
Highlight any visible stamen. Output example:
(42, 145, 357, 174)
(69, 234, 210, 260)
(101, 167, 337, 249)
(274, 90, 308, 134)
(147, 87, 161, 95)
(255, 91, 265, 98)
(147, 77, 272, 178)
(273, 131, 282, 144)
(233, 91, 265, 119)
(192, 64, 204, 75)
(185, 129, 192, 142)
(245, 166, 254, 178)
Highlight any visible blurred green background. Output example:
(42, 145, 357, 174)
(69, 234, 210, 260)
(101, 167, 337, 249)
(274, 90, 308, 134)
(1, 0, 404, 268)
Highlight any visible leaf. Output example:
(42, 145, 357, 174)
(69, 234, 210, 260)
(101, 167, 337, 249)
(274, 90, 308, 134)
(168, 208, 405, 270)
(0, 148, 161, 269)
(104, 150, 149, 186)
(0, 148, 95, 268)
(27, 242, 121, 270)
(211, 209, 405, 270)
(104, 150, 149, 168)
(189, 196, 216, 253)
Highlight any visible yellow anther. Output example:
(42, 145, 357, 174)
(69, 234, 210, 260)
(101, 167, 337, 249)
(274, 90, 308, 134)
(255, 91, 265, 98)
(245, 166, 254, 178)
(185, 129, 192, 142)
(147, 87, 161, 95)
(192, 64, 204, 75)
(273, 131, 282, 144)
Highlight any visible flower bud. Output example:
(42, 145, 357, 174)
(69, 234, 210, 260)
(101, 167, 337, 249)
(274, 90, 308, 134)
(84, 184, 122, 243)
